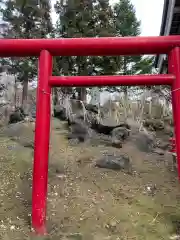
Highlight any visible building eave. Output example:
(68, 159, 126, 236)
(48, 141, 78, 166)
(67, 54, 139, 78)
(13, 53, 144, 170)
(155, 0, 176, 72)
(154, 0, 169, 68)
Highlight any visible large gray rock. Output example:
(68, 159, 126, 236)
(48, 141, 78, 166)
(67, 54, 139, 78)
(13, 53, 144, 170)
(153, 148, 165, 155)
(133, 131, 156, 153)
(157, 140, 169, 151)
(91, 118, 130, 135)
(95, 154, 132, 173)
(85, 103, 99, 114)
(111, 126, 130, 141)
(0, 121, 34, 148)
(0, 72, 15, 105)
(143, 119, 164, 131)
(9, 107, 25, 124)
(67, 118, 91, 142)
(0, 73, 16, 125)
(111, 126, 130, 148)
(0, 104, 14, 125)
(54, 105, 67, 121)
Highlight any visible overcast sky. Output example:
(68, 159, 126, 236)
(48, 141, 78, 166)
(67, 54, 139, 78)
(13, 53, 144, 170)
(52, 0, 164, 37)
(110, 0, 164, 36)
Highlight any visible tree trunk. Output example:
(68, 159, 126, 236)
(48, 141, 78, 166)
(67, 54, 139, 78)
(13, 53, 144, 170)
(13, 76, 20, 108)
(123, 57, 128, 120)
(14, 79, 17, 108)
(22, 79, 28, 109)
(77, 59, 87, 102)
(123, 88, 128, 120)
(80, 88, 86, 102)
(77, 87, 86, 102)
(53, 87, 58, 105)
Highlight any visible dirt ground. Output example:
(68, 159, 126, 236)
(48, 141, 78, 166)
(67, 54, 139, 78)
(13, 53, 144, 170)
(0, 118, 180, 240)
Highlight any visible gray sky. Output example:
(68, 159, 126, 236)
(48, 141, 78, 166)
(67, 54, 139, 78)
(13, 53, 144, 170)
(110, 0, 164, 36)
(52, 0, 164, 37)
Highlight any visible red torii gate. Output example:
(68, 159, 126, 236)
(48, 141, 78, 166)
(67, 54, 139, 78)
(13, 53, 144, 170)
(0, 36, 180, 234)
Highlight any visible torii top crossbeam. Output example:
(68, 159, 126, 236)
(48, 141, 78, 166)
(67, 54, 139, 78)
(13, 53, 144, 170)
(0, 36, 180, 57)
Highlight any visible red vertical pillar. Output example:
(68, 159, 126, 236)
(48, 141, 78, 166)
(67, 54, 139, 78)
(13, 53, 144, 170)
(168, 47, 180, 180)
(32, 50, 52, 234)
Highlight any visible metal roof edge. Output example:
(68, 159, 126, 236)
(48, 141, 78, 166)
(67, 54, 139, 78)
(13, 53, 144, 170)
(154, 0, 169, 68)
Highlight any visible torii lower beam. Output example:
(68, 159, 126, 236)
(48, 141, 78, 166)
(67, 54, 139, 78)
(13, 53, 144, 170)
(49, 74, 175, 87)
